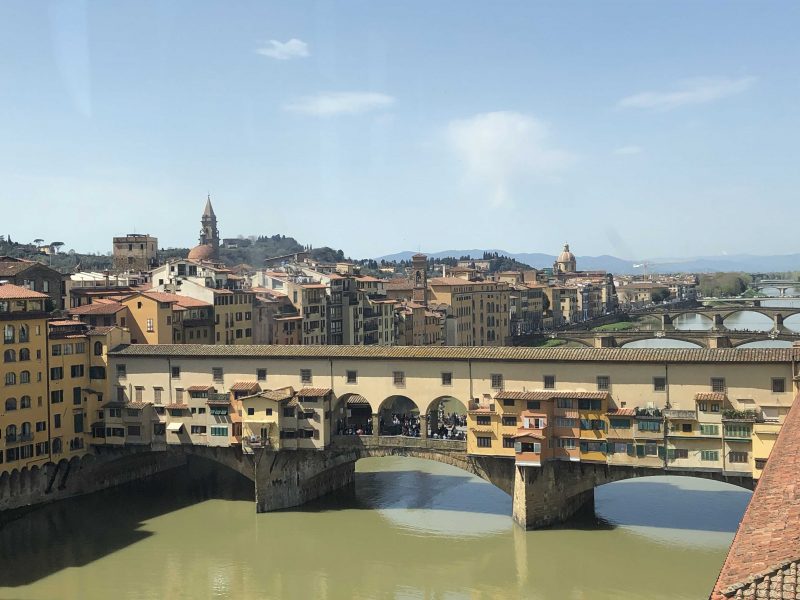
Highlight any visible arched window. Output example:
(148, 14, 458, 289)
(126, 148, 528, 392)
(5, 372, 16, 386)
(94, 341, 103, 356)
(3, 325, 14, 344)
(18, 325, 29, 343)
(18, 348, 30, 361)
(20, 396, 31, 409)
(20, 422, 31, 438)
(5, 397, 17, 411)
(52, 438, 62, 454)
(5, 424, 16, 440)
(3, 349, 15, 363)
(19, 371, 30, 384)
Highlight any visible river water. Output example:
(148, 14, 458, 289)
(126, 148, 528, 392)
(0, 456, 750, 600)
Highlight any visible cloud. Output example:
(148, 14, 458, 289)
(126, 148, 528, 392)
(618, 76, 756, 110)
(283, 92, 395, 116)
(256, 38, 309, 60)
(446, 111, 572, 206)
(613, 145, 643, 155)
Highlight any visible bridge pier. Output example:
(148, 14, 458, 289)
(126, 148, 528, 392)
(774, 313, 786, 334)
(512, 462, 596, 529)
(712, 314, 728, 332)
(661, 314, 675, 331)
(254, 450, 356, 513)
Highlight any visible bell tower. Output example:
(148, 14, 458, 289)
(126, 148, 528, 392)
(411, 253, 428, 306)
(199, 195, 220, 257)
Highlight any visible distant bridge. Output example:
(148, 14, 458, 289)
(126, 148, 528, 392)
(553, 329, 800, 349)
(752, 280, 800, 297)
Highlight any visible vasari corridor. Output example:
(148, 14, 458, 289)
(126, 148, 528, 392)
(2, 2, 800, 599)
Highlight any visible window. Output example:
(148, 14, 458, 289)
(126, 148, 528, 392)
(729, 451, 748, 464)
(502, 399, 514, 407)
(19, 371, 29, 384)
(724, 424, 751, 439)
(701, 450, 719, 462)
(117, 386, 126, 402)
(772, 378, 786, 393)
(3, 349, 15, 362)
(609, 418, 631, 429)
(50, 390, 63, 404)
(283, 407, 295, 418)
(73, 413, 84, 434)
(476, 436, 492, 448)
(543, 375, 555, 389)
(637, 419, 661, 432)
(699, 424, 719, 435)
(191, 425, 207, 434)
(211, 427, 228, 436)
(212, 367, 223, 383)
(710, 403, 720, 413)
(20, 395, 30, 409)
(247, 407, 255, 416)
(171, 366, 181, 379)
(556, 398, 573, 409)
(257, 368, 267, 381)
(63, 344, 73, 355)
(54, 414, 61, 429)
(301, 369, 312, 384)
(698, 401, 708, 412)
(441, 372, 452, 386)
(4, 397, 16, 411)
(3, 325, 15, 344)
(346, 370, 357, 384)
(18, 348, 29, 361)
(51, 344, 61, 356)
(557, 438, 577, 449)
(672, 448, 689, 459)
(89, 366, 106, 379)
(73, 387, 82, 405)
(476, 416, 491, 426)
(653, 377, 666, 392)
(555, 417, 577, 428)
(596, 376, 610, 391)
(108, 407, 122, 418)
(503, 437, 515, 448)
(393, 371, 405, 386)
(578, 399, 602, 411)
(50, 367, 63, 380)
(490, 374, 503, 389)
(644, 443, 658, 456)
(70, 364, 84, 378)
(94, 341, 103, 356)
(681, 423, 693, 433)
(526, 400, 540, 410)
(266, 408, 273, 416)
(755, 458, 768, 470)
(4, 372, 15, 386)
(502, 416, 517, 427)
(711, 378, 726, 393)
(116, 364, 126, 379)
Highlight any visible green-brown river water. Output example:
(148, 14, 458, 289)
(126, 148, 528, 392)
(0, 456, 750, 600)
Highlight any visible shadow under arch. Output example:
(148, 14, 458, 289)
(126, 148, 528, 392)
(620, 338, 703, 348)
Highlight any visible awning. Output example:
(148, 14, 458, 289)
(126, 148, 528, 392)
(166, 422, 183, 432)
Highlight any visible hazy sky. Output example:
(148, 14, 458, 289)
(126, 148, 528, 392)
(1, 1, 798, 260)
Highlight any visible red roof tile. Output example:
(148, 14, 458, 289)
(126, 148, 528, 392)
(297, 387, 332, 397)
(230, 381, 260, 392)
(0, 283, 48, 300)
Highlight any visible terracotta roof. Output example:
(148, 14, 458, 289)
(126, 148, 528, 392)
(127, 402, 152, 409)
(712, 393, 800, 599)
(48, 319, 83, 327)
(165, 403, 189, 409)
(520, 410, 547, 418)
(429, 277, 474, 286)
(607, 408, 636, 417)
(695, 392, 727, 402)
(0, 283, 48, 300)
(230, 381, 260, 392)
(140, 291, 211, 308)
(69, 302, 125, 315)
(344, 394, 369, 405)
(514, 431, 545, 440)
(109, 345, 800, 364)
(87, 326, 117, 335)
(256, 387, 295, 402)
(187, 385, 215, 392)
(297, 387, 332, 397)
(495, 390, 608, 401)
(206, 398, 231, 406)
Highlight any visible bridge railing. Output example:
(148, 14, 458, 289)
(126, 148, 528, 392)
(331, 434, 466, 452)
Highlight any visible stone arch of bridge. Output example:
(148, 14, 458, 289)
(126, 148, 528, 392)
(331, 392, 374, 434)
(663, 311, 715, 327)
(719, 308, 783, 327)
(554, 336, 594, 348)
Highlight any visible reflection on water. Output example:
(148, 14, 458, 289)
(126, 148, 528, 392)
(0, 456, 749, 600)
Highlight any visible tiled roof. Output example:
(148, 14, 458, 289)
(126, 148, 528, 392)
(344, 394, 369, 405)
(187, 385, 215, 392)
(297, 387, 332, 397)
(0, 283, 48, 299)
(607, 408, 636, 416)
(712, 393, 800, 599)
(165, 403, 189, 409)
(48, 319, 83, 327)
(256, 387, 295, 402)
(230, 381, 260, 392)
(87, 326, 117, 336)
(429, 277, 474, 286)
(495, 390, 609, 401)
(695, 392, 727, 402)
(69, 302, 125, 315)
(514, 431, 545, 440)
(140, 291, 211, 308)
(108, 345, 800, 364)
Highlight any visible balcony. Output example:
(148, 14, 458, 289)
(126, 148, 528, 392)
(208, 393, 230, 404)
(664, 409, 696, 420)
(722, 409, 758, 422)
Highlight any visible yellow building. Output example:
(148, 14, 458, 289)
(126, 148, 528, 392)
(1, 284, 50, 474)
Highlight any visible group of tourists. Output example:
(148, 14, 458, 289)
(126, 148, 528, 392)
(380, 413, 421, 437)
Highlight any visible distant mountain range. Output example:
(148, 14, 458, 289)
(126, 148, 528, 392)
(375, 249, 800, 275)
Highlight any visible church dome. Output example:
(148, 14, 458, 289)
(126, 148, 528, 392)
(557, 243, 575, 264)
(188, 244, 214, 261)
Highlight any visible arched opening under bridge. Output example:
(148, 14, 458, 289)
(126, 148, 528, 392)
(332, 392, 375, 435)
(378, 395, 420, 437)
(426, 395, 467, 441)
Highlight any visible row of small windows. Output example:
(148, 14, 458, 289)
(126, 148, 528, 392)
(4, 371, 34, 385)
(3, 325, 31, 344)
(51, 342, 87, 356)
(4, 396, 35, 411)
(3, 348, 32, 362)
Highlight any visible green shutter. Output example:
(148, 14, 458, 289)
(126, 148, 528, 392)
(627, 443, 635, 456)
(607, 442, 615, 454)
(667, 448, 676, 460)
(636, 444, 645, 458)
(657, 446, 666, 459)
